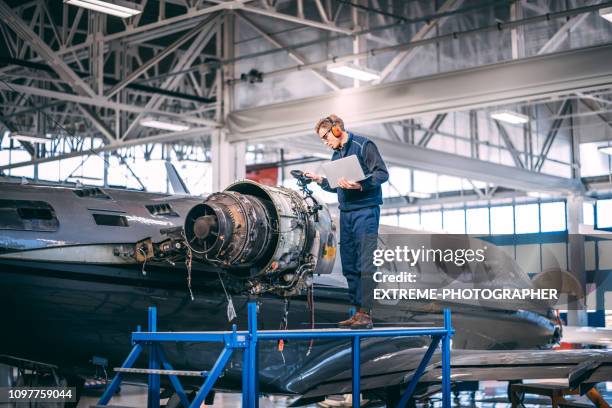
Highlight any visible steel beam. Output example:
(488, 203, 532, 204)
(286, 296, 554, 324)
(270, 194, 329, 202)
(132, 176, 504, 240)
(240, 4, 351, 34)
(578, 97, 612, 134)
(534, 100, 571, 172)
(226, 3, 612, 83)
(105, 14, 217, 98)
(280, 137, 583, 193)
(373, 0, 463, 84)
(538, 13, 589, 55)
(0, 1, 118, 144)
(77, 105, 115, 142)
(0, 128, 211, 171)
(0, 82, 219, 128)
(236, 12, 340, 91)
(121, 16, 218, 140)
(494, 120, 525, 168)
(227, 44, 612, 143)
(418, 113, 447, 147)
(0, 0, 96, 99)
(383, 123, 401, 142)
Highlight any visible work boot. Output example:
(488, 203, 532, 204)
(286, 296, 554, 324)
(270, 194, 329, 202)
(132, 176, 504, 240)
(338, 314, 356, 328)
(350, 312, 373, 330)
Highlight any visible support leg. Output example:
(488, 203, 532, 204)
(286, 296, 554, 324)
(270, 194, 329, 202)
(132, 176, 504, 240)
(352, 336, 360, 408)
(242, 347, 250, 407)
(396, 337, 441, 408)
(442, 309, 452, 408)
(98, 344, 143, 405)
(190, 348, 233, 408)
(156, 345, 191, 408)
(247, 302, 259, 408)
(148, 307, 160, 408)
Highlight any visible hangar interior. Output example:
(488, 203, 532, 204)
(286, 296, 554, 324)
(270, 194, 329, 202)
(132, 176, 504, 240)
(1, 0, 612, 406)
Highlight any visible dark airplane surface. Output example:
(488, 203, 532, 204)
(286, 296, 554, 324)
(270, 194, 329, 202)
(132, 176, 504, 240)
(0, 179, 610, 406)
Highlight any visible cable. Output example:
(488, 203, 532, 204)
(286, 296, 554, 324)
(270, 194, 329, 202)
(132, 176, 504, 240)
(333, 0, 414, 22)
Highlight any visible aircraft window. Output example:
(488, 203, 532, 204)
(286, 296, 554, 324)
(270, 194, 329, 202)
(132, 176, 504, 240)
(146, 203, 179, 217)
(92, 213, 129, 227)
(73, 187, 112, 200)
(0, 200, 59, 232)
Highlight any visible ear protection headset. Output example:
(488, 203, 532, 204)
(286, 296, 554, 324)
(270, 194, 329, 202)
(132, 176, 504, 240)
(326, 116, 343, 138)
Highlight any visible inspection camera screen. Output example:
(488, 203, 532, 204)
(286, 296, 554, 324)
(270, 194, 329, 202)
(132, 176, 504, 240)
(1, 0, 612, 407)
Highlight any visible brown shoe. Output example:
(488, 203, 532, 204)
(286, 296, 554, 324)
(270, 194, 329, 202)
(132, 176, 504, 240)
(338, 314, 357, 328)
(350, 312, 373, 330)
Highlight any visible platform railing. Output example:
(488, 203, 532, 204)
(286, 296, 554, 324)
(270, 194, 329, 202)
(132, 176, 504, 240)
(97, 302, 454, 408)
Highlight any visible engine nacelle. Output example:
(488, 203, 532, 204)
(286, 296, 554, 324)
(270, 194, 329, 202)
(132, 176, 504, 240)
(183, 180, 336, 296)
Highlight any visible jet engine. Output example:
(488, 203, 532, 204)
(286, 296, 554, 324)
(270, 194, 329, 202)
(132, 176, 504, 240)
(183, 180, 336, 296)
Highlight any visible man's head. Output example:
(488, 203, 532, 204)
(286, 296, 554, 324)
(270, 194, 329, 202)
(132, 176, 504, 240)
(315, 114, 347, 150)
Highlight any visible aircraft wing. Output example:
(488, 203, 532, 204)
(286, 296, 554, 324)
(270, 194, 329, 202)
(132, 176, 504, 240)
(292, 347, 612, 402)
(561, 326, 612, 347)
(421, 349, 612, 386)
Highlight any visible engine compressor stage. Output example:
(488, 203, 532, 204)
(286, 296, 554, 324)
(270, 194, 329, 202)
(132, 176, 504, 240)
(183, 180, 336, 296)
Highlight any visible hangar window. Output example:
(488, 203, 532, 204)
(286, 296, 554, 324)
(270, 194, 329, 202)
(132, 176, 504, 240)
(421, 211, 442, 231)
(466, 207, 489, 235)
(490, 206, 514, 234)
(92, 213, 129, 227)
(443, 209, 465, 234)
(0, 200, 59, 232)
(399, 212, 420, 229)
(540, 202, 566, 232)
(515, 204, 539, 234)
(596, 199, 612, 228)
(380, 214, 398, 226)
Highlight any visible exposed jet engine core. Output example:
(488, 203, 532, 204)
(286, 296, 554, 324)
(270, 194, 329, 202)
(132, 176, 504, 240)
(183, 180, 336, 296)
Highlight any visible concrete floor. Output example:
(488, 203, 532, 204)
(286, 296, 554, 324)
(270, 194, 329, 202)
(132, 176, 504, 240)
(79, 381, 612, 407)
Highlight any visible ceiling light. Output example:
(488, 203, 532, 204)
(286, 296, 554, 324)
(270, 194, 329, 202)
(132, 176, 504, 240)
(600, 7, 612, 23)
(406, 191, 431, 199)
(490, 110, 530, 125)
(527, 191, 550, 198)
(64, 0, 142, 18)
(326, 63, 380, 82)
(9, 133, 50, 144)
(598, 145, 612, 155)
(140, 117, 190, 132)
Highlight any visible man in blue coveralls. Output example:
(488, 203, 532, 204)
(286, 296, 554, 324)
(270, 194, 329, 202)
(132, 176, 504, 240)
(306, 115, 388, 329)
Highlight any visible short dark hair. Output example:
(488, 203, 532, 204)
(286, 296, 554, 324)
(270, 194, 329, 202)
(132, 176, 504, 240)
(315, 114, 344, 134)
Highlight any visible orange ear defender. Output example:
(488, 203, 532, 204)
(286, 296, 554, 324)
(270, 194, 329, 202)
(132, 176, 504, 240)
(327, 116, 342, 138)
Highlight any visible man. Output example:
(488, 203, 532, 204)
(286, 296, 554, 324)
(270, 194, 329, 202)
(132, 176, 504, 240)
(305, 115, 388, 329)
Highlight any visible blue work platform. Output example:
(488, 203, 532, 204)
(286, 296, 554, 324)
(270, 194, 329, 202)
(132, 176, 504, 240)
(97, 303, 454, 408)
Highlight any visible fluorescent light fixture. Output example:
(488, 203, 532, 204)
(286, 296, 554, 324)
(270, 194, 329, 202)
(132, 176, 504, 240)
(64, 0, 142, 18)
(600, 6, 612, 23)
(406, 191, 431, 199)
(326, 63, 380, 82)
(9, 133, 50, 144)
(527, 191, 550, 198)
(598, 145, 612, 155)
(490, 110, 530, 125)
(140, 117, 190, 132)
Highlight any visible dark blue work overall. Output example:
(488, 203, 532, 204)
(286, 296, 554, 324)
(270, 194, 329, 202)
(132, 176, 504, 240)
(320, 133, 389, 311)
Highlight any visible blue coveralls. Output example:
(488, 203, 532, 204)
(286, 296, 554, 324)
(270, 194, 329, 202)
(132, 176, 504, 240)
(319, 133, 389, 311)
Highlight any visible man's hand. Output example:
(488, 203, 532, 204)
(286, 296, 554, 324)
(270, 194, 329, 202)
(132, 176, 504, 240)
(338, 177, 362, 190)
(304, 172, 323, 184)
